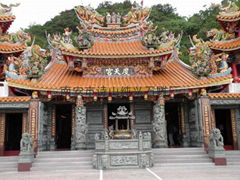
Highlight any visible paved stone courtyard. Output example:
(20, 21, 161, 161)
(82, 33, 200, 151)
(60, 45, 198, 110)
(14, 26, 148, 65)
(1, 165, 240, 180)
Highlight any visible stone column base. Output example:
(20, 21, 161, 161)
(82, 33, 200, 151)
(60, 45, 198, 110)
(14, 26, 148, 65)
(212, 158, 227, 166)
(18, 163, 32, 171)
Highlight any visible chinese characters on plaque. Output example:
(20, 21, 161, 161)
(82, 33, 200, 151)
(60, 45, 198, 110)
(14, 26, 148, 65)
(103, 67, 131, 77)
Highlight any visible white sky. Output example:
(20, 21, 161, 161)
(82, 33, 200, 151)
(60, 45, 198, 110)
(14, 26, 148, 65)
(2, 0, 223, 32)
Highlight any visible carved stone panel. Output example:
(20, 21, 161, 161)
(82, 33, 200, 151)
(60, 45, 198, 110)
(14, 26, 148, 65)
(109, 141, 138, 150)
(87, 110, 103, 125)
(135, 110, 151, 124)
(110, 155, 138, 166)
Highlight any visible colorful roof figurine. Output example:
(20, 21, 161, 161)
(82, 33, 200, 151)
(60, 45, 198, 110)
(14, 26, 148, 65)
(0, 3, 20, 33)
(189, 35, 232, 78)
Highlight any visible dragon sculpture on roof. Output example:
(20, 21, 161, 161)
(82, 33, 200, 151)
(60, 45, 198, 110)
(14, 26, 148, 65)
(189, 35, 231, 78)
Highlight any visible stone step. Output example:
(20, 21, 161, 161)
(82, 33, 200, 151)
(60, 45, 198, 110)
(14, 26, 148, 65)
(35, 157, 92, 162)
(152, 148, 204, 151)
(33, 161, 92, 166)
(154, 151, 206, 155)
(31, 165, 93, 171)
(155, 158, 211, 163)
(154, 154, 209, 159)
(227, 162, 240, 165)
(37, 152, 93, 158)
(0, 162, 17, 168)
(0, 167, 17, 172)
(0, 156, 18, 162)
(154, 162, 214, 167)
(38, 150, 93, 154)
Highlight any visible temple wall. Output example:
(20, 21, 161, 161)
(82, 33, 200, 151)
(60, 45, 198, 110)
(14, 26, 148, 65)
(86, 103, 104, 149)
(134, 102, 153, 133)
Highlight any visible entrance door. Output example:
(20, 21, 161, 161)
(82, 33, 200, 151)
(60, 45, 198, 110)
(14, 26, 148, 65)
(165, 103, 181, 147)
(56, 104, 72, 149)
(4, 113, 22, 154)
(108, 103, 130, 130)
(215, 109, 233, 149)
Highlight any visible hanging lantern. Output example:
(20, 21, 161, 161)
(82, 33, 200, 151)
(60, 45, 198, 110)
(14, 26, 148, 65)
(108, 93, 112, 102)
(129, 92, 133, 102)
(66, 92, 70, 100)
(144, 92, 148, 100)
(47, 91, 52, 99)
(77, 95, 83, 106)
(170, 90, 174, 98)
(32, 91, 38, 99)
(93, 92, 98, 102)
(188, 89, 193, 97)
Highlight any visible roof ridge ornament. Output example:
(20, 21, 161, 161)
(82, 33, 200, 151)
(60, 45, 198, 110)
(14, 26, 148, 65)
(0, 3, 20, 16)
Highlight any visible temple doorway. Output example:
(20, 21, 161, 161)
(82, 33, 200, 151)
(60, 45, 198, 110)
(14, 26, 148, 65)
(4, 113, 22, 153)
(108, 103, 130, 130)
(56, 104, 72, 149)
(165, 103, 181, 147)
(215, 109, 233, 149)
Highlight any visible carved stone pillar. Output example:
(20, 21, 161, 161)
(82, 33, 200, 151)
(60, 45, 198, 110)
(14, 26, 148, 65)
(28, 99, 40, 155)
(199, 96, 212, 151)
(74, 105, 88, 149)
(231, 109, 238, 150)
(130, 103, 135, 129)
(0, 113, 5, 156)
(152, 97, 168, 148)
(50, 105, 56, 150)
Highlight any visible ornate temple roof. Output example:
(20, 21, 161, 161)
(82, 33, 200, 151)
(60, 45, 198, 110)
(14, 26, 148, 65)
(217, 1, 240, 22)
(0, 96, 31, 102)
(0, 43, 26, 53)
(0, 15, 15, 22)
(208, 93, 240, 99)
(60, 40, 173, 58)
(7, 61, 232, 92)
(209, 37, 240, 51)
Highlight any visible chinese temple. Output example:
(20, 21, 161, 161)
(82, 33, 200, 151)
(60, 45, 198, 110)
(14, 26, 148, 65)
(0, 1, 240, 162)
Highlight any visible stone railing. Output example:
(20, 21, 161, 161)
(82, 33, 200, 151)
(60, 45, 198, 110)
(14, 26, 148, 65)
(208, 128, 227, 165)
(93, 131, 153, 169)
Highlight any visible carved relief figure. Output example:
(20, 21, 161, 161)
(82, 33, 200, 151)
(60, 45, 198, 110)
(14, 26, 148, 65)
(20, 133, 33, 152)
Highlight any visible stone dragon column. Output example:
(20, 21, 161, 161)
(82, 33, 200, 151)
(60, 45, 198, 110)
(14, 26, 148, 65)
(74, 96, 88, 149)
(152, 96, 168, 148)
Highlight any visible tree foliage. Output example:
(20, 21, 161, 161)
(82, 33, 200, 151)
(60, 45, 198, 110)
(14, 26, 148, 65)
(25, 0, 230, 64)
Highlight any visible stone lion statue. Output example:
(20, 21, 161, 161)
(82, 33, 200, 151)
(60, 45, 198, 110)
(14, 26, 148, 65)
(20, 133, 33, 152)
(209, 128, 224, 148)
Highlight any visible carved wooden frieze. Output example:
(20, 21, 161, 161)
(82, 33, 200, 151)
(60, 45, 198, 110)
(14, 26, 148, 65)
(0, 103, 29, 109)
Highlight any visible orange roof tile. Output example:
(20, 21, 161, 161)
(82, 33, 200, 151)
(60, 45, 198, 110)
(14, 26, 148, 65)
(7, 62, 232, 92)
(208, 93, 240, 99)
(209, 38, 240, 51)
(217, 12, 240, 22)
(0, 43, 26, 53)
(0, 96, 31, 102)
(60, 40, 173, 58)
(0, 15, 15, 22)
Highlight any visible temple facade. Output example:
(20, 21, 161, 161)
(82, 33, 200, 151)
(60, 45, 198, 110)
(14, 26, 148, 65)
(0, 2, 240, 157)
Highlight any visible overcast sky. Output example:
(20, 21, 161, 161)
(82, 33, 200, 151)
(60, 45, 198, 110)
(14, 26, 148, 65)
(2, 0, 223, 32)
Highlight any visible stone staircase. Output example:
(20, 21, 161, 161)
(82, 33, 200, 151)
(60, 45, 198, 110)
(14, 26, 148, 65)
(153, 147, 214, 168)
(226, 150, 240, 166)
(0, 156, 18, 172)
(31, 150, 94, 172)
